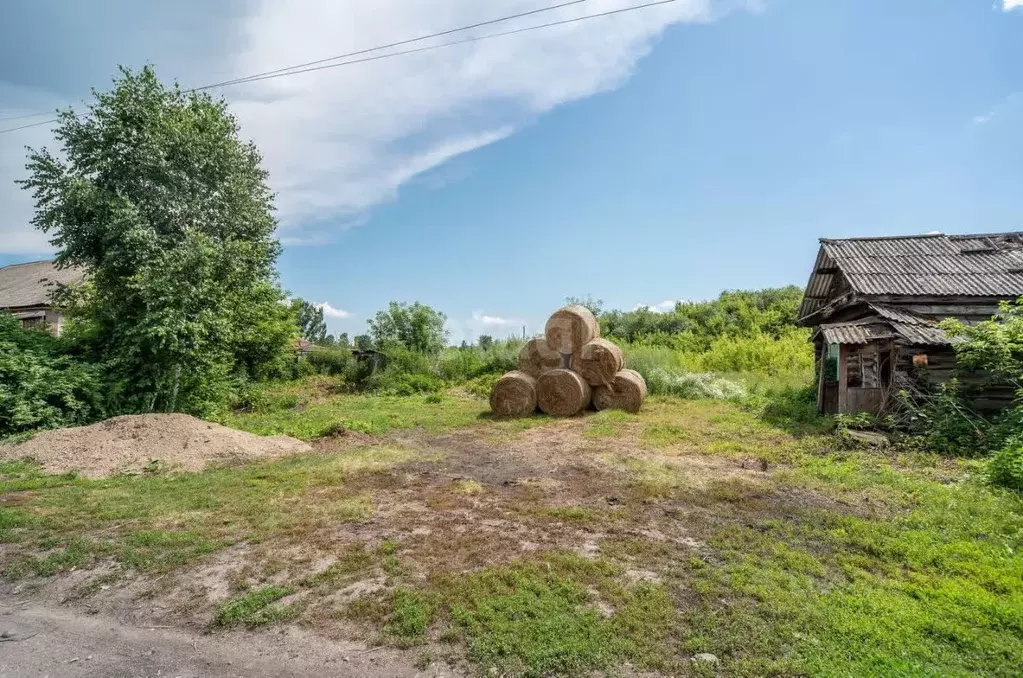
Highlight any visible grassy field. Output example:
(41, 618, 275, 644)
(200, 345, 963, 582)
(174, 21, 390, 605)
(2, 379, 1022, 677)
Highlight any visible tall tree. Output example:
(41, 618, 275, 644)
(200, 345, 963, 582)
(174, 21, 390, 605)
(367, 302, 448, 354)
(20, 66, 293, 415)
(290, 298, 328, 344)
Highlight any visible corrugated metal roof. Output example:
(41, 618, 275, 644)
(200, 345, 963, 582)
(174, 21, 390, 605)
(819, 321, 897, 345)
(0, 260, 85, 309)
(889, 322, 953, 345)
(815, 315, 952, 346)
(797, 232, 1023, 322)
(866, 303, 929, 325)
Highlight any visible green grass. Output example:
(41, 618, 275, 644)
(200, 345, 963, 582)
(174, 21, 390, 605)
(214, 585, 298, 627)
(0, 445, 413, 575)
(221, 380, 488, 439)
(4, 384, 1023, 677)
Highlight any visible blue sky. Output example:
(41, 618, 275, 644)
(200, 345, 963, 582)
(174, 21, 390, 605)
(1, 0, 1021, 343)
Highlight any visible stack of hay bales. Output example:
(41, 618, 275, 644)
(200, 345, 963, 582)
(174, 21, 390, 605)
(490, 305, 648, 417)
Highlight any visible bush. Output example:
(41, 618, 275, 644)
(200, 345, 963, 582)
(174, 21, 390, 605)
(644, 368, 746, 400)
(464, 372, 502, 399)
(437, 339, 522, 383)
(987, 440, 1023, 491)
(305, 346, 354, 376)
(679, 329, 813, 376)
(0, 313, 104, 436)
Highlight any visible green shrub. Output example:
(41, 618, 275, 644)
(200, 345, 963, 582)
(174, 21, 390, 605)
(680, 329, 813, 376)
(0, 313, 104, 436)
(987, 440, 1023, 491)
(643, 368, 745, 400)
(305, 346, 354, 376)
(465, 373, 501, 399)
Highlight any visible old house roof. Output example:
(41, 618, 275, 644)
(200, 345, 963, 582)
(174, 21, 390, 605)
(798, 232, 1023, 322)
(0, 260, 85, 310)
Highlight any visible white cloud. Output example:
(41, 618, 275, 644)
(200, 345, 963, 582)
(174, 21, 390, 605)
(973, 113, 994, 125)
(315, 301, 351, 318)
(633, 299, 678, 313)
(1004, 0, 1023, 11)
(1, 1, 722, 253)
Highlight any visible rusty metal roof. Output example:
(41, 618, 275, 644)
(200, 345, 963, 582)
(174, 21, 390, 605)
(0, 260, 85, 310)
(814, 315, 953, 346)
(797, 232, 1023, 322)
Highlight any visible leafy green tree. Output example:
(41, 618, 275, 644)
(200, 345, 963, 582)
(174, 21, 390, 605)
(20, 66, 292, 415)
(354, 334, 373, 350)
(943, 299, 1023, 389)
(368, 302, 448, 355)
(290, 298, 327, 344)
(337, 332, 350, 347)
(566, 295, 605, 317)
(477, 334, 494, 351)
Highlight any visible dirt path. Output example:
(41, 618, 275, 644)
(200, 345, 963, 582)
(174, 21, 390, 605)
(0, 601, 455, 678)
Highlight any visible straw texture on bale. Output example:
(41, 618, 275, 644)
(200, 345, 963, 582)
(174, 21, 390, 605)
(592, 369, 648, 413)
(544, 305, 599, 355)
(572, 338, 624, 386)
(517, 338, 564, 378)
(537, 369, 592, 416)
(490, 371, 538, 417)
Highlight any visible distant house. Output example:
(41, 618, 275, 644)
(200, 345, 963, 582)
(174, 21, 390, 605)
(796, 232, 1023, 415)
(0, 260, 85, 335)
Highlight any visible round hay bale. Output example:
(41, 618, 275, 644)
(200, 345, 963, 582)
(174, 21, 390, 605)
(544, 305, 599, 355)
(537, 369, 591, 416)
(490, 371, 538, 417)
(517, 338, 563, 378)
(572, 338, 624, 386)
(593, 369, 648, 413)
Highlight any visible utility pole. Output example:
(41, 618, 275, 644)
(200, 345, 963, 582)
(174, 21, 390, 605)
(522, 325, 526, 339)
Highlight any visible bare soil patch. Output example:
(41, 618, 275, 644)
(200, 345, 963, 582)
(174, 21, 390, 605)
(1, 413, 311, 478)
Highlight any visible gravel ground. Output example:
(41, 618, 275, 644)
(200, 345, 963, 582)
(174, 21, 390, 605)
(1, 414, 311, 478)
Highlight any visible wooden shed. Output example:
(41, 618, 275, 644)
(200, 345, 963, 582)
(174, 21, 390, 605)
(796, 232, 1023, 414)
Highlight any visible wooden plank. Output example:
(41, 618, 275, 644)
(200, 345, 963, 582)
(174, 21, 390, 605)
(838, 343, 849, 414)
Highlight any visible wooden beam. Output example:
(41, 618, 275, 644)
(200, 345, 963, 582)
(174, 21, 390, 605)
(837, 343, 849, 414)
(817, 341, 826, 414)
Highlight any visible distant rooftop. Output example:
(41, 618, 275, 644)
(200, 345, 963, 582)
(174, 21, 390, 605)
(0, 260, 86, 310)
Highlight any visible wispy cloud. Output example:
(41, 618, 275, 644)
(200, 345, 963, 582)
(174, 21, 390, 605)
(973, 112, 995, 125)
(633, 299, 679, 313)
(1004, 0, 1023, 11)
(315, 301, 351, 318)
(1, 0, 725, 254)
(473, 311, 519, 326)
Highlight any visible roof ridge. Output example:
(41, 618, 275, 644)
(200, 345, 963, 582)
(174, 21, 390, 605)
(820, 230, 1023, 244)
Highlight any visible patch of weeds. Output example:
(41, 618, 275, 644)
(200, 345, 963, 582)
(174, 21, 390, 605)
(452, 479, 484, 495)
(424, 393, 444, 405)
(617, 456, 686, 500)
(414, 649, 436, 670)
(584, 409, 634, 439)
(213, 585, 298, 627)
(378, 539, 407, 578)
(641, 424, 693, 448)
(531, 506, 612, 525)
(222, 390, 487, 439)
(300, 542, 375, 589)
(3, 538, 101, 578)
(387, 587, 434, 645)
(119, 530, 226, 572)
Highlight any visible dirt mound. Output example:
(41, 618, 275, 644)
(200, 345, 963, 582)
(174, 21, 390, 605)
(3, 414, 312, 478)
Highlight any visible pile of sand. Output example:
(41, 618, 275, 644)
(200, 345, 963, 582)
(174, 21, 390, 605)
(2, 414, 311, 478)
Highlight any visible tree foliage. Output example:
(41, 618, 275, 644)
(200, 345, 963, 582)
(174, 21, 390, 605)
(290, 298, 328, 344)
(0, 313, 104, 435)
(368, 302, 448, 355)
(601, 287, 804, 350)
(19, 66, 294, 416)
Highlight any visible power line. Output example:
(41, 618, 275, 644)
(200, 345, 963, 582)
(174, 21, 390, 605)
(196, 0, 591, 91)
(0, 0, 675, 135)
(0, 111, 57, 123)
(204, 0, 677, 89)
(0, 0, 589, 126)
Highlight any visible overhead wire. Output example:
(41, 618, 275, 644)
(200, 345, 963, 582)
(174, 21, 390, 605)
(0, 0, 675, 135)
